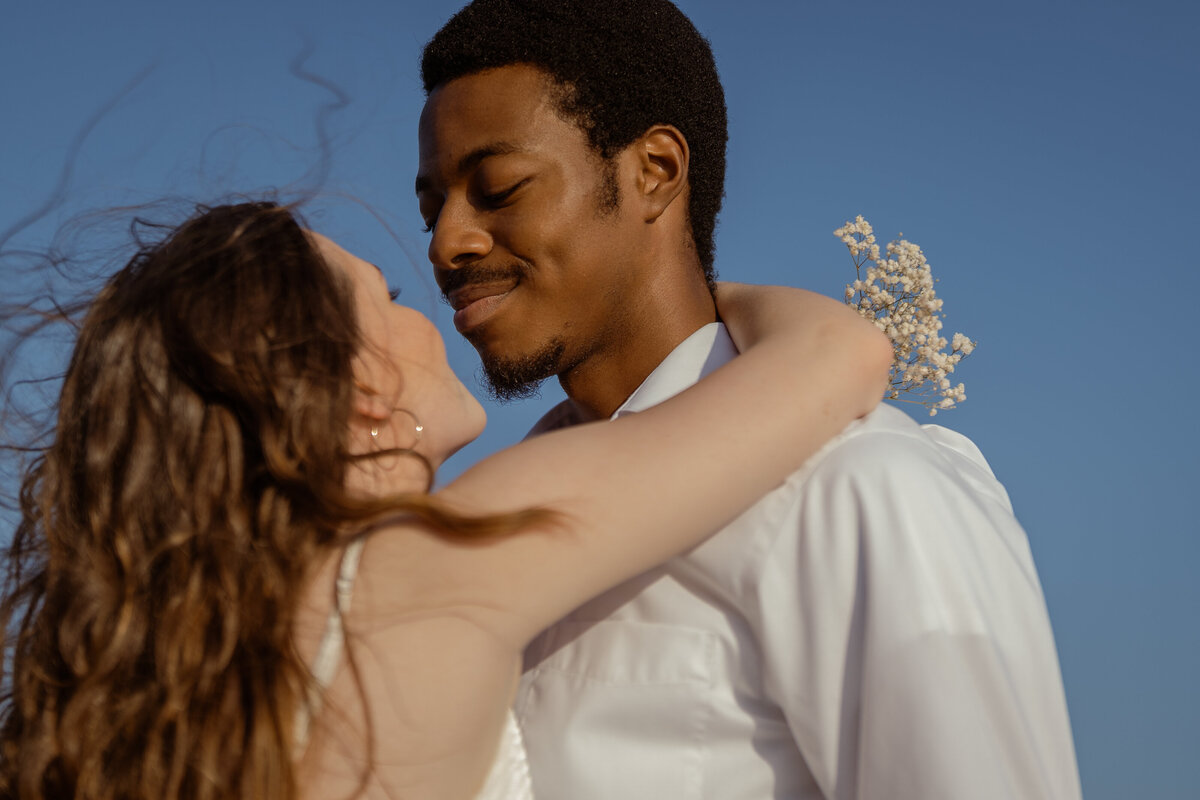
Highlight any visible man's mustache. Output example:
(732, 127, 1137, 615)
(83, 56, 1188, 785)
(436, 263, 527, 300)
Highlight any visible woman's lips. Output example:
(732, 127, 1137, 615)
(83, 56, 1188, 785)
(448, 282, 517, 333)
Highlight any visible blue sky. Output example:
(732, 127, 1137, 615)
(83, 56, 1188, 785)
(2, 1, 1197, 796)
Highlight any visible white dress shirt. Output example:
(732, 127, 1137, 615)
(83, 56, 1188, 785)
(517, 323, 1081, 800)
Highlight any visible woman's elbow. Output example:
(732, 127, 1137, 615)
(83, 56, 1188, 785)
(839, 317, 893, 416)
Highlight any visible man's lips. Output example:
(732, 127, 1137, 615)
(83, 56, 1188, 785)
(446, 280, 518, 332)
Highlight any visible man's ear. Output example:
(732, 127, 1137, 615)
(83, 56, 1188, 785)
(634, 124, 689, 222)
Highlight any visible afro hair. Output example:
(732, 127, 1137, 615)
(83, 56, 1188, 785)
(421, 0, 728, 286)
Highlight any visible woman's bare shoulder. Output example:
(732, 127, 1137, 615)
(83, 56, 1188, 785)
(297, 523, 523, 799)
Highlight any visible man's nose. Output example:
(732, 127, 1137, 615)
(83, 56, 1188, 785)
(428, 200, 492, 270)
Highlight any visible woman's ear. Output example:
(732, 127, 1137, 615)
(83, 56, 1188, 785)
(352, 379, 392, 423)
(633, 124, 690, 222)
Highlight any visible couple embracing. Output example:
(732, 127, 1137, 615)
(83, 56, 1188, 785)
(0, 1, 1080, 799)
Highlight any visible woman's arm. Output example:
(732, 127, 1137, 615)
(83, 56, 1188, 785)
(412, 286, 891, 644)
(718, 281, 871, 355)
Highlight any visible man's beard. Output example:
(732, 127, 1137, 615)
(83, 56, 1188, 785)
(437, 261, 559, 400)
(476, 338, 566, 401)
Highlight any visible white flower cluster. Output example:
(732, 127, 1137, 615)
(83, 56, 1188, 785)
(835, 215, 975, 416)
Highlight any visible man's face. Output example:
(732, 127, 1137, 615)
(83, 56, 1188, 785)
(416, 64, 646, 399)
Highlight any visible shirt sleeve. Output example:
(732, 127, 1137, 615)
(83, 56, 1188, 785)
(753, 426, 1082, 800)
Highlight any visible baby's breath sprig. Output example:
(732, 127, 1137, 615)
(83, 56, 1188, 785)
(835, 215, 975, 416)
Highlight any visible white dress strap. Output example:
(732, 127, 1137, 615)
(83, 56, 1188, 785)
(474, 710, 535, 800)
(292, 537, 535, 798)
(294, 537, 366, 752)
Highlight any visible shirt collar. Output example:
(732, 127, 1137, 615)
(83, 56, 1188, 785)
(611, 322, 738, 419)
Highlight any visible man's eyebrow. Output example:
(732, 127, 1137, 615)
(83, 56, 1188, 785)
(414, 142, 524, 194)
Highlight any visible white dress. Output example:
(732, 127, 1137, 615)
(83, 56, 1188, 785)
(299, 539, 536, 800)
(473, 711, 536, 800)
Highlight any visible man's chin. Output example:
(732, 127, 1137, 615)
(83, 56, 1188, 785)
(477, 339, 566, 402)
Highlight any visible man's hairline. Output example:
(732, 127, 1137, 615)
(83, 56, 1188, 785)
(417, 65, 632, 217)
(425, 63, 622, 161)
(422, 63, 701, 256)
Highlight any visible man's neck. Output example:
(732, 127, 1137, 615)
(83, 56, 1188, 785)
(557, 276, 716, 421)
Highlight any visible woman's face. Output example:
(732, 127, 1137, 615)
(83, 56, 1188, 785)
(308, 232, 486, 479)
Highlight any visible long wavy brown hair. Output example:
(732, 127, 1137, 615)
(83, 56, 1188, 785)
(0, 202, 541, 800)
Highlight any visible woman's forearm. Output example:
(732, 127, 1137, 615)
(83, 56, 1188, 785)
(717, 282, 892, 418)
